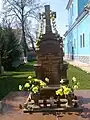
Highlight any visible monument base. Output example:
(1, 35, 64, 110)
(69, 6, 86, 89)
(23, 92, 83, 114)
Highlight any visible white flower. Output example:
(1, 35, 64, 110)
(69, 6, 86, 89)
(28, 76, 32, 79)
(72, 77, 77, 82)
(60, 79, 64, 84)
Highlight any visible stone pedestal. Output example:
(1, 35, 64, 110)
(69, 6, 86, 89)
(33, 32, 68, 99)
(33, 5, 68, 105)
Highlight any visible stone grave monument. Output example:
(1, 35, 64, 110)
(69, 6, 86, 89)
(33, 5, 68, 99)
(34, 5, 68, 85)
(23, 5, 82, 113)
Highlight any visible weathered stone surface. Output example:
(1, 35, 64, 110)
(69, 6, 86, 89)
(34, 5, 68, 100)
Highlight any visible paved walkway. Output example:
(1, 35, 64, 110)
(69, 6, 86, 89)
(64, 59, 90, 73)
(1, 91, 90, 120)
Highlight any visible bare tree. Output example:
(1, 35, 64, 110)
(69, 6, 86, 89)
(3, 0, 43, 57)
(25, 20, 38, 51)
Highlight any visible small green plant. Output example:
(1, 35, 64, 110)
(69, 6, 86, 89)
(56, 77, 80, 96)
(19, 76, 49, 94)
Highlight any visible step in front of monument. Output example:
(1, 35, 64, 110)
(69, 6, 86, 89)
(23, 98, 83, 113)
(23, 106, 82, 113)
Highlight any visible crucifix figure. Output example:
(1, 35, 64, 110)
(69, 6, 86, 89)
(39, 5, 56, 34)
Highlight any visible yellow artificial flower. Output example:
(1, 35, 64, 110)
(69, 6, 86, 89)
(45, 77, 49, 82)
(19, 85, 22, 90)
(36, 40, 39, 45)
(36, 47, 40, 50)
(40, 81, 46, 87)
(51, 16, 55, 21)
(56, 88, 63, 96)
(32, 86, 39, 93)
(50, 14, 52, 18)
(32, 84, 34, 88)
(28, 76, 32, 79)
(29, 80, 31, 84)
(64, 87, 71, 95)
(34, 78, 39, 82)
(72, 77, 77, 82)
(62, 85, 67, 89)
(40, 35, 42, 38)
(77, 82, 80, 86)
(74, 85, 78, 90)
(24, 83, 30, 88)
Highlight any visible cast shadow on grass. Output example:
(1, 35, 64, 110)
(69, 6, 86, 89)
(13, 63, 35, 72)
(0, 74, 35, 100)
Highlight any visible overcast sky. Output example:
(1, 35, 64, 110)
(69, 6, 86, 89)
(0, 0, 68, 36)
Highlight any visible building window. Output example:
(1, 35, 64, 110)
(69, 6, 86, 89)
(74, 38, 76, 48)
(72, 4, 73, 16)
(80, 35, 82, 48)
(82, 33, 85, 47)
(80, 33, 85, 48)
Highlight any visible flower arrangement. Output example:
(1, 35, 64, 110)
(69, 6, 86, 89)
(19, 76, 49, 94)
(56, 77, 80, 97)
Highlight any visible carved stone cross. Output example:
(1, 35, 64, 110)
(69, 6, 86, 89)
(44, 5, 52, 33)
(39, 5, 56, 33)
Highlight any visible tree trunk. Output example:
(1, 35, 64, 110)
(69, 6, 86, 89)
(21, 3, 27, 58)
(22, 27, 27, 57)
(28, 35, 36, 52)
(0, 52, 1, 74)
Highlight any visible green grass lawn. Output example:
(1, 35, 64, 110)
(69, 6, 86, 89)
(67, 64, 90, 89)
(0, 61, 36, 100)
(0, 61, 90, 100)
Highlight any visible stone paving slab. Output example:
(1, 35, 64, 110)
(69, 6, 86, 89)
(0, 91, 90, 120)
(65, 59, 90, 73)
